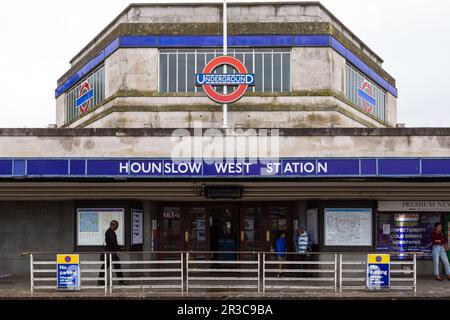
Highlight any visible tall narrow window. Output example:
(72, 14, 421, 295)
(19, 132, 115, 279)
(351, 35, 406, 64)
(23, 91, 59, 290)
(159, 49, 291, 94)
(345, 64, 386, 122)
(65, 66, 105, 123)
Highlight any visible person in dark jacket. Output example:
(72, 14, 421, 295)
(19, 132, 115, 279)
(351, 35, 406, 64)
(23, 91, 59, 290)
(275, 231, 287, 277)
(98, 220, 126, 285)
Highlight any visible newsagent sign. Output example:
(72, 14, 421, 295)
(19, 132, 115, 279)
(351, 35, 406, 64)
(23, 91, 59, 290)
(379, 201, 450, 212)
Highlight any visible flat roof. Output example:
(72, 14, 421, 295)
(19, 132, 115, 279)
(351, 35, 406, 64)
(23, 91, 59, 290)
(69, 1, 384, 65)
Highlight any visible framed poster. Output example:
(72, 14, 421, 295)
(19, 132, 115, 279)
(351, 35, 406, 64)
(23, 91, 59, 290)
(324, 208, 373, 246)
(77, 208, 125, 246)
(131, 209, 144, 245)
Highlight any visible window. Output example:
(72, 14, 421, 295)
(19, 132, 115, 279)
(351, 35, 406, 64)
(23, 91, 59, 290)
(65, 66, 105, 123)
(345, 64, 386, 122)
(159, 49, 291, 93)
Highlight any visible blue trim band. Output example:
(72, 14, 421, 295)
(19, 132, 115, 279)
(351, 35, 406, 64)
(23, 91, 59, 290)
(55, 34, 397, 98)
(0, 157, 448, 179)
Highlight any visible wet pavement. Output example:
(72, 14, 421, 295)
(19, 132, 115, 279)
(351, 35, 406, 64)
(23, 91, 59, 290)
(1, 276, 450, 300)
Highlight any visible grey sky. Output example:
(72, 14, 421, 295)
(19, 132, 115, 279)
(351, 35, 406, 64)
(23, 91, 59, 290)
(0, 0, 448, 128)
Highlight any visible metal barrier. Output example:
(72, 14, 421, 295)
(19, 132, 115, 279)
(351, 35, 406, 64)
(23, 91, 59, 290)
(186, 252, 260, 292)
(263, 253, 338, 292)
(27, 252, 107, 293)
(340, 253, 418, 293)
(109, 252, 183, 292)
(24, 251, 419, 294)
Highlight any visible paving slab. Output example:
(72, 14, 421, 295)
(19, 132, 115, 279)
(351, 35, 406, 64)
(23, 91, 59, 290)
(1, 276, 450, 300)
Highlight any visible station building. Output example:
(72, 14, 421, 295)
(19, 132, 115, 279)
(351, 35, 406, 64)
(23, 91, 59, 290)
(1, 2, 450, 277)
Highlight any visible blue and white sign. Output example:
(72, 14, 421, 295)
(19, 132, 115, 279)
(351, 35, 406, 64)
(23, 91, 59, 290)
(196, 74, 255, 86)
(4, 157, 450, 179)
(57, 254, 80, 290)
(367, 254, 390, 289)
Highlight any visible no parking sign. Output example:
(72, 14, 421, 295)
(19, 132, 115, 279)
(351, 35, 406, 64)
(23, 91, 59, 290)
(57, 254, 80, 290)
(367, 254, 390, 289)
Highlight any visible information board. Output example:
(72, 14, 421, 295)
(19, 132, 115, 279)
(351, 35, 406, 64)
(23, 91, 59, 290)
(131, 209, 144, 245)
(324, 208, 372, 246)
(57, 254, 80, 290)
(77, 208, 124, 246)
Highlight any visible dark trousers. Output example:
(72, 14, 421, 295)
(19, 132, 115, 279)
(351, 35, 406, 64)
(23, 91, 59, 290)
(298, 254, 311, 277)
(98, 253, 123, 281)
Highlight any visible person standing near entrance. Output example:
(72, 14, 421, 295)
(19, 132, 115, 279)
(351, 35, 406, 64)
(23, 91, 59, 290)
(431, 222, 450, 281)
(275, 231, 287, 277)
(98, 220, 126, 285)
(295, 225, 312, 277)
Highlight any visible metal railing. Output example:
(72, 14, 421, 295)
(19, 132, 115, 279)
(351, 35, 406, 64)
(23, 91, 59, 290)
(27, 253, 108, 293)
(24, 251, 419, 294)
(109, 252, 183, 292)
(339, 252, 418, 293)
(186, 252, 260, 292)
(263, 252, 338, 292)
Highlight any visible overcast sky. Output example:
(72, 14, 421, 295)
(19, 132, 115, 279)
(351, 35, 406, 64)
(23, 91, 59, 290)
(0, 0, 448, 128)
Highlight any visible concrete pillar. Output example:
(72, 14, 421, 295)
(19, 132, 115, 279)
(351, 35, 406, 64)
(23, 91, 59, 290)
(386, 92, 398, 127)
(291, 47, 346, 95)
(55, 93, 66, 127)
(143, 201, 158, 252)
(105, 48, 158, 99)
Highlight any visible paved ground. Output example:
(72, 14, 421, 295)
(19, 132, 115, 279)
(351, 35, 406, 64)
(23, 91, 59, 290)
(1, 276, 450, 300)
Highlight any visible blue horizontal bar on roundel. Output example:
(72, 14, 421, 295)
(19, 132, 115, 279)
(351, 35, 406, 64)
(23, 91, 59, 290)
(196, 74, 255, 86)
(357, 89, 377, 106)
(75, 89, 94, 108)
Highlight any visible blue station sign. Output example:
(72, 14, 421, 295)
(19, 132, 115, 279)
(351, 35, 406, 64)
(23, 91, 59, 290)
(3, 157, 450, 179)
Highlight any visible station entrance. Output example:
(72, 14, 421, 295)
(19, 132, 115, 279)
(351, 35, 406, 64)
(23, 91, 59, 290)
(157, 203, 295, 258)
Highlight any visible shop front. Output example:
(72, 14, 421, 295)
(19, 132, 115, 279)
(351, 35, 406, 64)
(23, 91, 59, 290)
(157, 202, 295, 259)
(377, 201, 450, 262)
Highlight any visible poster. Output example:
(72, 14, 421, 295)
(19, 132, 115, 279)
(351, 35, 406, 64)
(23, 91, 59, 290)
(324, 208, 372, 246)
(376, 213, 440, 259)
(77, 208, 125, 246)
(131, 209, 144, 245)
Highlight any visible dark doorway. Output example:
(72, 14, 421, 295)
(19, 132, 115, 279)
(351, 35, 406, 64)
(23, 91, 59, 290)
(209, 206, 238, 261)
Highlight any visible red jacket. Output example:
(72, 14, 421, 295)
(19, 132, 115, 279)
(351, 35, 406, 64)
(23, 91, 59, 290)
(432, 231, 446, 246)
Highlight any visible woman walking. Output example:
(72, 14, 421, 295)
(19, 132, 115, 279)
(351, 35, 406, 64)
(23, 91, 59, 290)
(431, 222, 450, 281)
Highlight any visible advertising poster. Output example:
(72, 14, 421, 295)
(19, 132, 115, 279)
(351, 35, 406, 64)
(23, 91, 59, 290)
(324, 209, 372, 246)
(77, 208, 125, 246)
(131, 209, 144, 245)
(376, 213, 440, 259)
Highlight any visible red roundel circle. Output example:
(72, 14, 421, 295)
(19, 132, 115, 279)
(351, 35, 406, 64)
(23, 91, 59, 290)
(202, 56, 249, 104)
(79, 82, 91, 114)
(360, 81, 373, 114)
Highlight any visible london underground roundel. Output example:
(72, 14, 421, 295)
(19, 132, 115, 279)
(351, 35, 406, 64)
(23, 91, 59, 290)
(76, 81, 94, 114)
(358, 80, 376, 114)
(196, 56, 255, 104)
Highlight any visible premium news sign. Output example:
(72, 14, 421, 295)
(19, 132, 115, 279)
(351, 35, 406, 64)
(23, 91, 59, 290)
(5, 157, 450, 179)
(379, 201, 450, 212)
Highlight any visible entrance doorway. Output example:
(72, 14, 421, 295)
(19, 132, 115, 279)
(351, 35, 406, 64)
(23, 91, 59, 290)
(158, 203, 294, 258)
